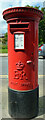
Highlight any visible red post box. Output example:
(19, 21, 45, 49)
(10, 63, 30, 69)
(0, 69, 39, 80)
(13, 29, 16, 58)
(3, 7, 43, 118)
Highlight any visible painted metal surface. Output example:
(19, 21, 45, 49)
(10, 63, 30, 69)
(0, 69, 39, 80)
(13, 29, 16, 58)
(3, 7, 43, 91)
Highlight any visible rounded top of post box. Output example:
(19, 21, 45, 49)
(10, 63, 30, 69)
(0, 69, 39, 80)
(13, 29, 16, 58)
(3, 7, 43, 22)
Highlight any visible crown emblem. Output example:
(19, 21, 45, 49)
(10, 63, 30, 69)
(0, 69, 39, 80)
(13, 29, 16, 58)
(16, 61, 24, 70)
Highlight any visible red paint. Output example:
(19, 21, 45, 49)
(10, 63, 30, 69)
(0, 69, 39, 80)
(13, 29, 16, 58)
(39, 45, 43, 51)
(39, 48, 42, 51)
(3, 7, 43, 91)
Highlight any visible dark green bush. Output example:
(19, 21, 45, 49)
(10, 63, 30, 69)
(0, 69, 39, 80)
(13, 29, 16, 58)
(2, 44, 8, 49)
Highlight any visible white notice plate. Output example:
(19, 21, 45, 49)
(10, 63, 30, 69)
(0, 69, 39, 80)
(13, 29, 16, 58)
(14, 33, 24, 50)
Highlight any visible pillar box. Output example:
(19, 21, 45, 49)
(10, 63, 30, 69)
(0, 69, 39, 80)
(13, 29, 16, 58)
(3, 7, 43, 118)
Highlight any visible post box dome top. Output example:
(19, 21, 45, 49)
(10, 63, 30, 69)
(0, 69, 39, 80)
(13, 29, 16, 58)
(3, 7, 43, 22)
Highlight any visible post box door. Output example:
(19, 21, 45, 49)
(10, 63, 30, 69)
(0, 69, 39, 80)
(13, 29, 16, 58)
(10, 31, 33, 91)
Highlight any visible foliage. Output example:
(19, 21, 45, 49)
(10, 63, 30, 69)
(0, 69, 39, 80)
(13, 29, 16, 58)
(2, 44, 8, 49)
(34, 6, 40, 9)
(39, 7, 45, 44)
(0, 49, 8, 53)
(25, 5, 33, 8)
(2, 32, 8, 44)
(0, 44, 8, 49)
(0, 44, 8, 53)
(25, 5, 45, 45)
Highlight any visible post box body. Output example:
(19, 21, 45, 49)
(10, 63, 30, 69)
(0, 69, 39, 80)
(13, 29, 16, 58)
(8, 21, 38, 91)
(3, 7, 43, 118)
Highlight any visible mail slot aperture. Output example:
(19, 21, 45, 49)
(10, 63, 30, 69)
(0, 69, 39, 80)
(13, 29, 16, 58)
(9, 22, 29, 32)
(10, 23, 29, 28)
